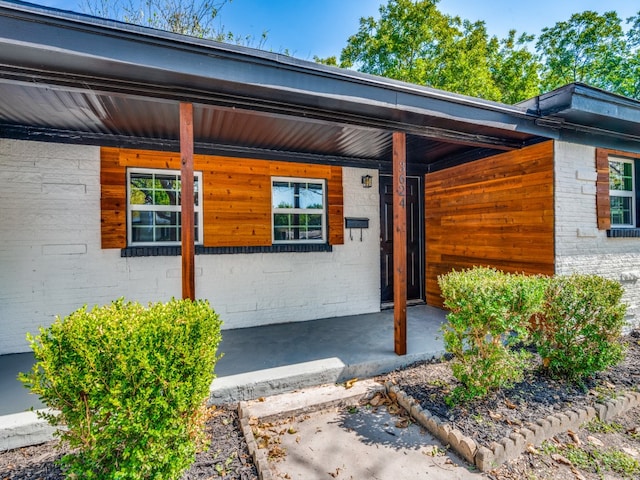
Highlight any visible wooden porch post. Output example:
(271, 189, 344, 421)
(180, 102, 195, 300)
(393, 131, 407, 355)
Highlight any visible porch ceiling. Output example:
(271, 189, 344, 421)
(0, 80, 537, 169)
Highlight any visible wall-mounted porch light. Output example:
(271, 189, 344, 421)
(361, 174, 373, 188)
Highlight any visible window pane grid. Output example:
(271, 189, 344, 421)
(272, 177, 326, 243)
(609, 158, 636, 227)
(610, 161, 634, 192)
(128, 169, 202, 246)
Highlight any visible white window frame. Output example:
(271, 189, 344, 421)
(609, 157, 636, 228)
(271, 177, 327, 244)
(127, 168, 203, 246)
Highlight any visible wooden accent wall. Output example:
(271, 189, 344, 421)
(100, 148, 344, 249)
(425, 141, 555, 307)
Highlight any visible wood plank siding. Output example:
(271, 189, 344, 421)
(596, 148, 612, 230)
(101, 147, 344, 249)
(425, 141, 555, 306)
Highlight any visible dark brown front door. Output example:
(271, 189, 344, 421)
(380, 175, 424, 304)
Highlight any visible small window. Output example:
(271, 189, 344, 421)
(272, 177, 326, 243)
(609, 158, 636, 227)
(127, 168, 203, 246)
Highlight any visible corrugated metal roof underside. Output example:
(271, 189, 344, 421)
(0, 82, 535, 167)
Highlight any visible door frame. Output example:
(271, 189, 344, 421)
(379, 173, 425, 306)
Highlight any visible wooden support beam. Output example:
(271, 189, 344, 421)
(393, 131, 407, 355)
(180, 102, 195, 301)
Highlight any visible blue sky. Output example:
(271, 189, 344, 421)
(33, 0, 640, 60)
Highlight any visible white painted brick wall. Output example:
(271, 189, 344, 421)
(0, 140, 381, 353)
(554, 141, 640, 328)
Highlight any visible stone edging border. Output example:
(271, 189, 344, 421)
(386, 381, 640, 472)
(238, 415, 274, 480)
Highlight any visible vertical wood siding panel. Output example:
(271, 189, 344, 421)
(596, 148, 611, 230)
(100, 147, 126, 248)
(328, 166, 344, 245)
(425, 141, 555, 307)
(100, 148, 344, 249)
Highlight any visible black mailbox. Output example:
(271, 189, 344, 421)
(345, 217, 369, 229)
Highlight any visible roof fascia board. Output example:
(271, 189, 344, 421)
(1, 1, 528, 114)
(521, 83, 640, 126)
(569, 84, 640, 125)
(555, 122, 640, 154)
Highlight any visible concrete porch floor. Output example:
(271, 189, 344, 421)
(0, 305, 447, 416)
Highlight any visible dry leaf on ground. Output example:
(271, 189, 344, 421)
(551, 453, 573, 466)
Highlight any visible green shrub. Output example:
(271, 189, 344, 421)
(532, 274, 627, 379)
(20, 298, 222, 480)
(439, 267, 546, 403)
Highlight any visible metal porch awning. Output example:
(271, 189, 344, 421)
(0, 1, 557, 174)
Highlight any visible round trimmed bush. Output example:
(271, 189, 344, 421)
(20, 298, 222, 479)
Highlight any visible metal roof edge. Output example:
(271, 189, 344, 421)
(520, 82, 640, 122)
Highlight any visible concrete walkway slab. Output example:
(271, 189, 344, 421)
(210, 305, 447, 403)
(240, 382, 485, 480)
(269, 408, 484, 480)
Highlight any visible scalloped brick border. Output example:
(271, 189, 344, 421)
(386, 382, 640, 472)
(238, 413, 274, 480)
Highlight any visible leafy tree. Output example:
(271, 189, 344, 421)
(313, 55, 339, 66)
(339, 0, 448, 85)
(536, 11, 629, 95)
(328, 0, 640, 103)
(81, 0, 267, 47)
(618, 13, 640, 99)
(489, 31, 540, 104)
(335, 0, 538, 103)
